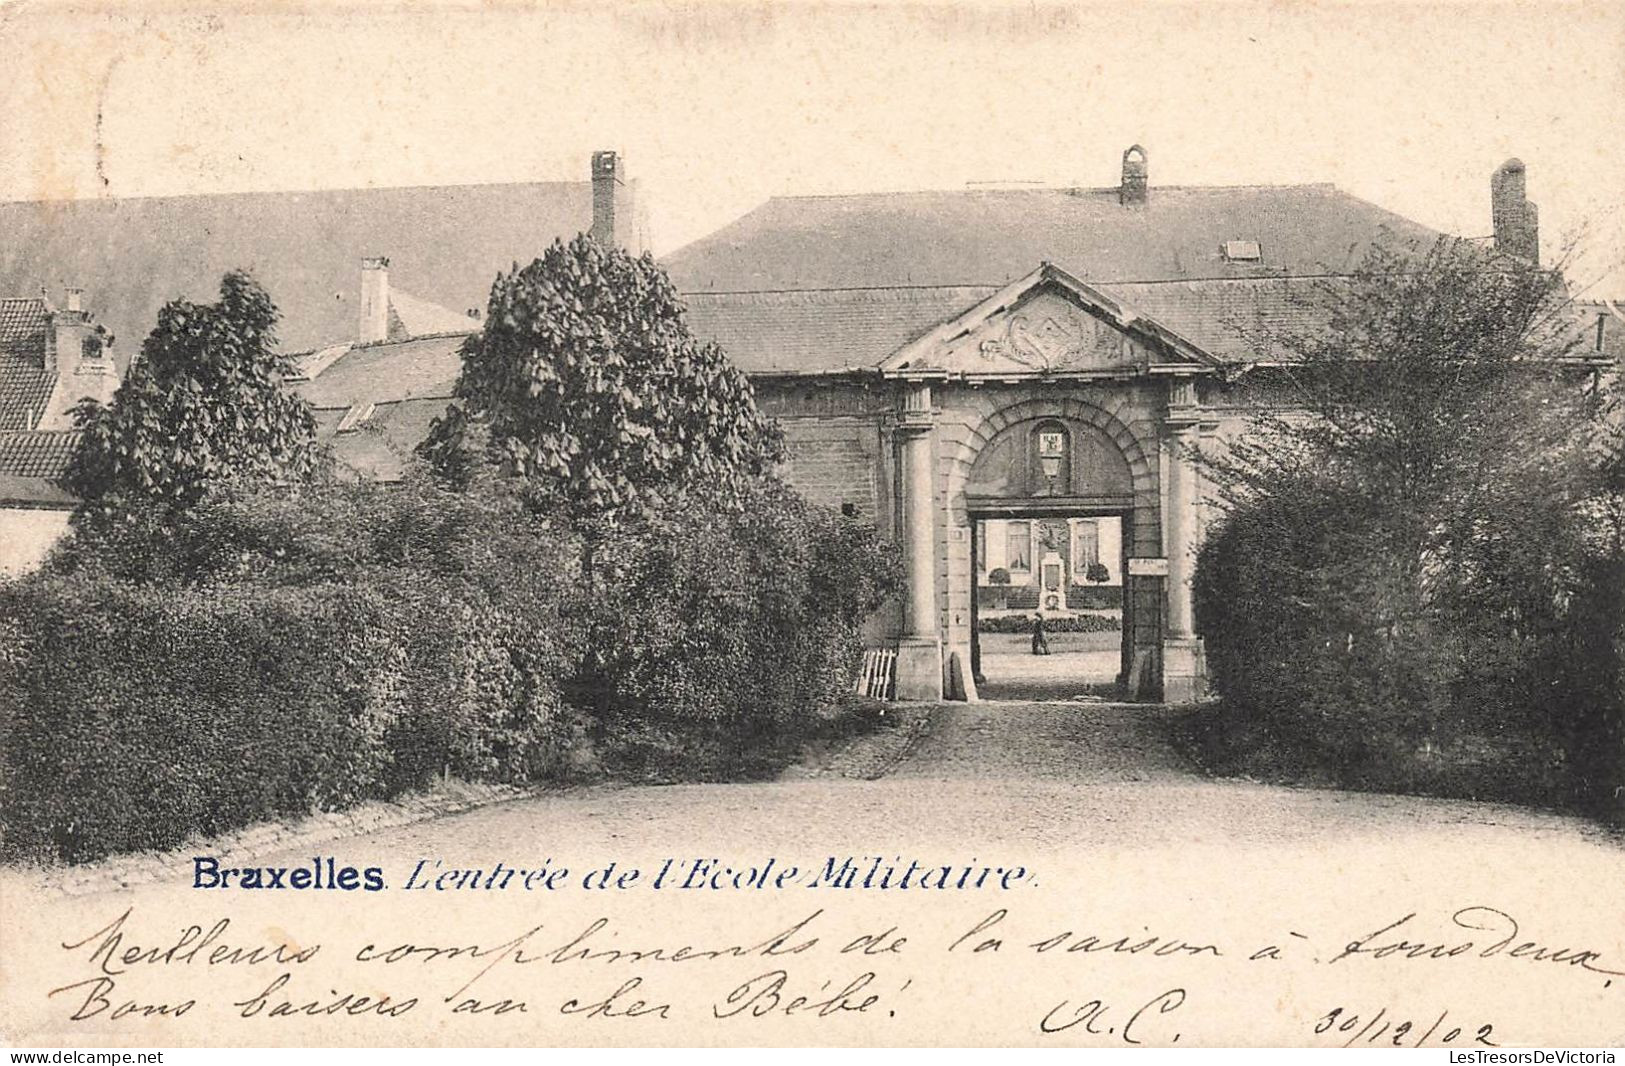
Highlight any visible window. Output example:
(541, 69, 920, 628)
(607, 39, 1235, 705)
(1007, 521, 1032, 572)
(336, 402, 376, 434)
(1222, 240, 1262, 262)
(975, 522, 987, 572)
(1073, 521, 1100, 572)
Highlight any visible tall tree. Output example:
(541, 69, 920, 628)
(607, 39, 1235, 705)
(1194, 237, 1612, 790)
(63, 270, 321, 516)
(1206, 238, 1599, 632)
(419, 235, 782, 524)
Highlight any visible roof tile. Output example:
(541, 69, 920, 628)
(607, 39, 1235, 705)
(0, 352, 56, 431)
(0, 430, 80, 479)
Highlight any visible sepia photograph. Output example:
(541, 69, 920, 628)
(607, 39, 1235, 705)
(0, 0, 1621, 1051)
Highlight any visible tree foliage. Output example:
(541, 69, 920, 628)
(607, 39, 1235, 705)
(62, 271, 321, 516)
(1206, 239, 1599, 642)
(1194, 238, 1619, 809)
(420, 235, 783, 523)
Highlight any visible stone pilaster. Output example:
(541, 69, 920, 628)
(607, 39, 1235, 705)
(1162, 378, 1207, 703)
(894, 382, 944, 701)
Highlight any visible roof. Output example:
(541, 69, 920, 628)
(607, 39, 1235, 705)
(0, 297, 51, 355)
(0, 180, 601, 358)
(665, 184, 1445, 293)
(665, 183, 1451, 373)
(313, 398, 450, 483)
(0, 474, 76, 508)
(682, 287, 996, 374)
(0, 430, 79, 481)
(290, 332, 465, 482)
(681, 276, 1336, 371)
(881, 263, 1218, 377)
(0, 298, 56, 431)
(293, 333, 468, 408)
(0, 354, 56, 431)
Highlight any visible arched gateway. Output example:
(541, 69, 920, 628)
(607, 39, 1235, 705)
(881, 264, 1211, 703)
(952, 399, 1159, 694)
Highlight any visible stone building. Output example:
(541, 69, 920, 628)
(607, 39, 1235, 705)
(665, 146, 1574, 702)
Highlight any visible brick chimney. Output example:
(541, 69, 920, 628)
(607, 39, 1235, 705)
(359, 256, 391, 344)
(1491, 158, 1540, 263)
(591, 150, 624, 247)
(1120, 145, 1148, 206)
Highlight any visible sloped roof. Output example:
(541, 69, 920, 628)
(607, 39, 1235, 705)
(0, 301, 56, 429)
(314, 398, 449, 483)
(387, 289, 480, 340)
(680, 277, 1329, 371)
(0, 358, 55, 431)
(665, 184, 1445, 293)
(882, 263, 1219, 375)
(682, 287, 995, 374)
(0, 181, 599, 358)
(0, 473, 76, 507)
(293, 333, 468, 409)
(0, 429, 78, 480)
(0, 297, 50, 355)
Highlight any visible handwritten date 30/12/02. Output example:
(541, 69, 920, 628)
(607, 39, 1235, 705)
(1315, 1005, 1498, 1048)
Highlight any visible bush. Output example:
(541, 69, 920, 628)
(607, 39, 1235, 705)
(0, 474, 901, 861)
(1191, 478, 1600, 808)
(583, 478, 901, 779)
(1, 479, 589, 862)
(976, 613, 1120, 634)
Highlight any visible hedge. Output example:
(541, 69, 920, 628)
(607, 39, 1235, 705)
(976, 613, 1121, 634)
(0, 476, 900, 861)
(583, 478, 901, 778)
(1191, 480, 1624, 815)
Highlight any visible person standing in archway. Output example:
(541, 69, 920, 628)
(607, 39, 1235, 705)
(1031, 612, 1050, 656)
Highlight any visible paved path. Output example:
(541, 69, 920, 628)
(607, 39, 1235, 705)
(7, 698, 1623, 1047)
(250, 698, 1620, 858)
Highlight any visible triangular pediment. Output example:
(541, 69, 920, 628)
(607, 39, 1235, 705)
(881, 263, 1217, 377)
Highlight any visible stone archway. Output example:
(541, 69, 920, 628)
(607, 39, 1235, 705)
(941, 396, 1164, 698)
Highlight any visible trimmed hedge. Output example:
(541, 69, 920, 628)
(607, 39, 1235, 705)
(976, 613, 1121, 634)
(0, 476, 900, 862)
(1191, 480, 1624, 815)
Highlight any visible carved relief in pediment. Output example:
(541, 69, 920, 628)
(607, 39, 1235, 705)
(942, 291, 1146, 374)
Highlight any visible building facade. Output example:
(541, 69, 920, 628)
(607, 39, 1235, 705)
(668, 147, 1568, 702)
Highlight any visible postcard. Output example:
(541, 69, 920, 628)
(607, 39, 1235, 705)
(1, 0, 1622, 1050)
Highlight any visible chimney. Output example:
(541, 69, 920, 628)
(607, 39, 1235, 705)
(1120, 144, 1148, 206)
(39, 293, 117, 427)
(1491, 158, 1540, 263)
(359, 256, 390, 344)
(591, 150, 624, 247)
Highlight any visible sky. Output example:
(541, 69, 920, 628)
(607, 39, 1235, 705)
(2, 0, 1622, 293)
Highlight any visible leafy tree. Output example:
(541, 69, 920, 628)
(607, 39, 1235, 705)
(1206, 238, 1598, 641)
(1086, 561, 1111, 585)
(63, 270, 321, 517)
(1195, 237, 1613, 801)
(420, 235, 783, 525)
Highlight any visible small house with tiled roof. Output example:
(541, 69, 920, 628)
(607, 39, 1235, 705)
(664, 147, 1602, 703)
(0, 289, 119, 573)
